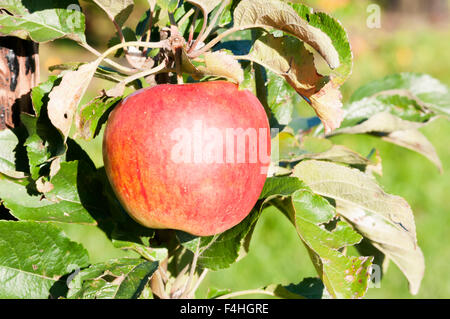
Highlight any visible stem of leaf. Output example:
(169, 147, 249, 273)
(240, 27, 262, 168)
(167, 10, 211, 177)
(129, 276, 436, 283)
(180, 241, 201, 298)
(177, 8, 196, 27)
(143, 8, 154, 55)
(99, 41, 170, 63)
(188, 25, 253, 58)
(194, 0, 231, 50)
(187, 268, 208, 298)
(187, 8, 200, 47)
(123, 61, 170, 85)
(188, 7, 208, 53)
(112, 19, 127, 53)
(79, 42, 136, 74)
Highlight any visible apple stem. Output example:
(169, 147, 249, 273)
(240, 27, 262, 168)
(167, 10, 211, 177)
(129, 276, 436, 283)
(175, 48, 184, 84)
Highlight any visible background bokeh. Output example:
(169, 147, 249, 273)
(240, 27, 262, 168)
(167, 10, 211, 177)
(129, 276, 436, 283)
(39, 0, 450, 298)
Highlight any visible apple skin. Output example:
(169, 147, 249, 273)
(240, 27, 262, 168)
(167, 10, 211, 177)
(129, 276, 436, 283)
(102, 81, 270, 236)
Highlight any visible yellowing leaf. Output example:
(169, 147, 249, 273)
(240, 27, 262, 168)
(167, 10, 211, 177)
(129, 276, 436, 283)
(199, 50, 244, 84)
(246, 34, 344, 132)
(337, 202, 425, 295)
(247, 35, 321, 94)
(309, 81, 343, 133)
(294, 160, 425, 294)
(234, 0, 340, 69)
(47, 60, 100, 140)
(334, 112, 442, 172)
(383, 128, 442, 173)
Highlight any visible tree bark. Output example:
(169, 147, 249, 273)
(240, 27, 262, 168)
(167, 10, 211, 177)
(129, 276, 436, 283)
(0, 36, 39, 130)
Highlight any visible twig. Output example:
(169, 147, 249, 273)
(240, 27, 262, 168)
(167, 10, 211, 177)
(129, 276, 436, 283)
(175, 49, 183, 84)
(216, 289, 275, 299)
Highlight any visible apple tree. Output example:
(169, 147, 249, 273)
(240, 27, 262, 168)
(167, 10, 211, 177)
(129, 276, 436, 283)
(0, 0, 449, 299)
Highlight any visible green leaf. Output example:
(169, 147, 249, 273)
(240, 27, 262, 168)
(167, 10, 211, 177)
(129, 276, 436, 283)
(259, 176, 306, 199)
(341, 95, 434, 129)
(290, 3, 352, 85)
(0, 0, 82, 15)
(206, 287, 232, 299)
(266, 70, 303, 126)
(259, 175, 372, 298)
(89, 0, 134, 26)
(136, 9, 152, 37)
(234, 0, 339, 69)
(68, 258, 158, 299)
(294, 160, 425, 295)
(0, 129, 26, 178)
(177, 207, 262, 270)
(211, 0, 232, 26)
(341, 73, 449, 134)
(0, 220, 89, 298)
(0, 7, 86, 43)
(334, 73, 448, 171)
(335, 112, 442, 171)
(269, 277, 329, 299)
(0, 161, 100, 225)
(22, 76, 66, 179)
(0, 0, 28, 15)
(274, 193, 371, 299)
(75, 91, 123, 141)
(284, 144, 374, 168)
(350, 73, 450, 116)
(157, 0, 179, 13)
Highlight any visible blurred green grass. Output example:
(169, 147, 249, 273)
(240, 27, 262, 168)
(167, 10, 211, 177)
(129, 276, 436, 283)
(39, 1, 450, 298)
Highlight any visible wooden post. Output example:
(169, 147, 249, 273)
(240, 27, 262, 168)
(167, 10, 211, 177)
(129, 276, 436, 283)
(0, 36, 39, 130)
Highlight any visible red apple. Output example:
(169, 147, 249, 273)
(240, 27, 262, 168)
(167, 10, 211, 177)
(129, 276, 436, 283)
(102, 81, 270, 236)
